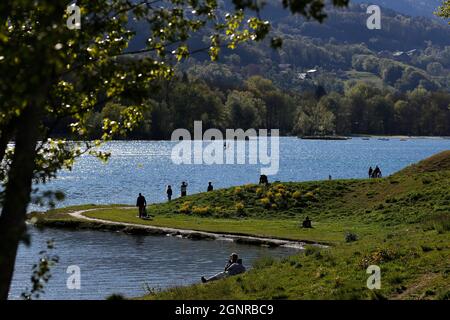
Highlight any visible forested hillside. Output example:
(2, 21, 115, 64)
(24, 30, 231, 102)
(51, 1, 450, 139)
(353, 0, 444, 20)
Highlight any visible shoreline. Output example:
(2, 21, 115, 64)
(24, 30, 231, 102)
(44, 135, 450, 142)
(24, 151, 450, 300)
(31, 207, 322, 249)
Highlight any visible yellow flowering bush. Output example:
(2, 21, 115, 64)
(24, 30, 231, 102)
(235, 202, 245, 214)
(260, 197, 271, 208)
(256, 187, 264, 197)
(178, 202, 191, 214)
(192, 206, 211, 216)
(292, 191, 302, 199)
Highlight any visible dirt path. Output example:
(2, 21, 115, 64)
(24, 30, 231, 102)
(67, 207, 310, 249)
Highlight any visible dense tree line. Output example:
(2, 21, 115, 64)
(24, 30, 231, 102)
(56, 76, 450, 139)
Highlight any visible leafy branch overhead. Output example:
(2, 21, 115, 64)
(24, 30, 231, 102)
(0, 0, 348, 187)
(436, 0, 450, 23)
(0, 0, 348, 299)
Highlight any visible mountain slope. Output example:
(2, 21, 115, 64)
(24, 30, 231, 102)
(352, 0, 443, 20)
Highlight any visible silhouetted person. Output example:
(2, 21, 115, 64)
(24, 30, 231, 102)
(328, 175, 332, 180)
(166, 185, 173, 201)
(259, 174, 268, 185)
(302, 216, 312, 228)
(136, 193, 147, 218)
(181, 181, 188, 197)
(376, 166, 382, 178)
(207, 182, 213, 192)
(373, 166, 382, 178)
(368, 167, 373, 178)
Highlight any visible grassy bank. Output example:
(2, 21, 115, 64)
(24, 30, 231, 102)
(30, 151, 450, 299)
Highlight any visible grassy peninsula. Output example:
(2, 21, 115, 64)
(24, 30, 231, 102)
(31, 151, 450, 300)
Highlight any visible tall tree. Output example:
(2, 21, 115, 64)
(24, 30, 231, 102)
(0, 0, 349, 299)
(436, 0, 450, 22)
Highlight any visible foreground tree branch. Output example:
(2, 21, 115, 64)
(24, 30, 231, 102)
(0, 0, 348, 300)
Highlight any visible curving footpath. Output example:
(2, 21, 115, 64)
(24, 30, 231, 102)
(66, 207, 312, 249)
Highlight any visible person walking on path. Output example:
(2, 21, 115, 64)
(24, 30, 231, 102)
(136, 193, 147, 218)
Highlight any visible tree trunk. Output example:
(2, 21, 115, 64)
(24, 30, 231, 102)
(0, 120, 15, 164)
(0, 105, 41, 300)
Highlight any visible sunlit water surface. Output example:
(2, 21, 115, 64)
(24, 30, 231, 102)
(9, 137, 450, 299)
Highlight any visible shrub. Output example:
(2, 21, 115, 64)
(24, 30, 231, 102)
(407, 192, 423, 202)
(259, 197, 271, 208)
(432, 214, 450, 233)
(234, 187, 245, 199)
(255, 187, 264, 197)
(304, 245, 322, 259)
(292, 191, 302, 199)
(359, 248, 398, 269)
(192, 206, 211, 216)
(345, 232, 358, 243)
(420, 245, 433, 252)
(178, 202, 191, 214)
(235, 202, 245, 214)
(305, 191, 317, 201)
(252, 256, 276, 270)
(333, 277, 344, 288)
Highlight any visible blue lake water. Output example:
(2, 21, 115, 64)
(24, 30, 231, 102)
(33, 137, 450, 209)
(9, 226, 298, 300)
(10, 137, 449, 300)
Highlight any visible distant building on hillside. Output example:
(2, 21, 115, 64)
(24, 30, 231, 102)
(298, 69, 318, 81)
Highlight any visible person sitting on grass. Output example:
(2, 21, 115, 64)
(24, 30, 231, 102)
(302, 216, 312, 228)
(201, 253, 246, 283)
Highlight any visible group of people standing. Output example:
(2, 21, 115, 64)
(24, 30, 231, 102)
(166, 181, 214, 201)
(136, 181, 215, 218)
(368, 166, 382, 178)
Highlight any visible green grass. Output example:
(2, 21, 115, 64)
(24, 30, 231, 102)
(83, 209, 375, 243)
(31, 151, 450, 300)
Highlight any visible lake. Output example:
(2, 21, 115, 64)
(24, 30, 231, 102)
(31, 137, 450, 209)
(10, 137, 449, 300)
(9, 226, 298, 300)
